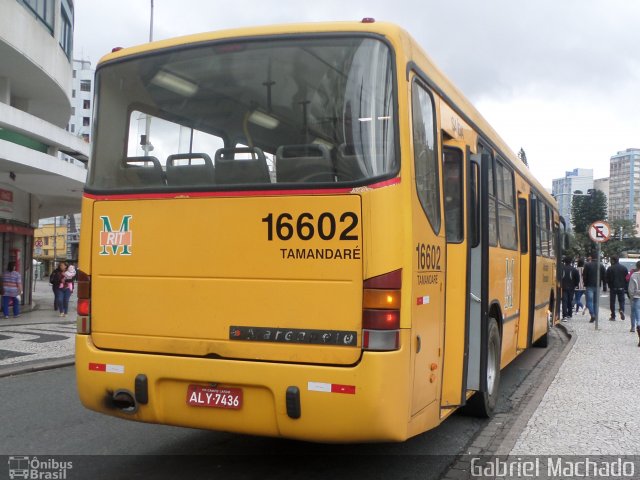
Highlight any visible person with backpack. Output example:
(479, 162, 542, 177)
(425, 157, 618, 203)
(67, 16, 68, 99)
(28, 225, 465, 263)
(561, 257, 580, 320)
(626, 260, 640, 344)
(49, 262, 64, 312)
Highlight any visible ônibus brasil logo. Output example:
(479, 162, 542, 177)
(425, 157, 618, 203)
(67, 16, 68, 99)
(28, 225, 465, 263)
(99, 215, 132, 256)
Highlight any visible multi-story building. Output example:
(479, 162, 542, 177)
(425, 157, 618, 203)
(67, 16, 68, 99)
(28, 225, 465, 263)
(68, 59, 94, 148)
(551, 168, 594, 231)
(608, 148, 640, 222)
(0, 0, 88, 305)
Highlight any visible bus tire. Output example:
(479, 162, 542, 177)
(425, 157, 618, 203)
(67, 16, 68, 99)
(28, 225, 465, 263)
(464, 317, 501, 418)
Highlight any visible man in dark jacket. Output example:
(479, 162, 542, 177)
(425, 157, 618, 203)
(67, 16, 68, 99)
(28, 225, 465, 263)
(561, 257, 580, 320)
(583, 255, 607, 323)
(606, 256, 629, 321)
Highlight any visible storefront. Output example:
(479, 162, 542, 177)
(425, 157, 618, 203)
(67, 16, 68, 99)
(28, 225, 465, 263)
(0, 187, 35, 307)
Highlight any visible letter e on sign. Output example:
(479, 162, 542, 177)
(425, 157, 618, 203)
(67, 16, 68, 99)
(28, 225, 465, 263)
(588, 220, 611, 243)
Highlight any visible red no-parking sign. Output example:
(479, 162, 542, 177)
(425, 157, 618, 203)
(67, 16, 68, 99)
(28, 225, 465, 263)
(588, 221, 611, 243)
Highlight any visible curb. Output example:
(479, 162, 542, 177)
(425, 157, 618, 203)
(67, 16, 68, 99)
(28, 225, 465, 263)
(442, 324, 576, 479)
(0, 356, 75, 379)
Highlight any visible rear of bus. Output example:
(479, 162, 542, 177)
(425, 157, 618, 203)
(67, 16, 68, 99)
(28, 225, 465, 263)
(76, 24, 414, 442)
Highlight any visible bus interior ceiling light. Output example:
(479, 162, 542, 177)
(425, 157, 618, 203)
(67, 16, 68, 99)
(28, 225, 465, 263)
(151, 71, 198, 97)
(248, 110, 280, 129)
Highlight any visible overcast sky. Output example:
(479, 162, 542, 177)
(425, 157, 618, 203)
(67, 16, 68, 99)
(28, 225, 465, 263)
(74, 0, 640, 189)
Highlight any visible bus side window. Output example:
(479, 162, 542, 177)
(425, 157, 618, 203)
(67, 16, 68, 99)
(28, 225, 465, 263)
(535, 200, 543, 256)
(443, 148, 463, 243)
(411, 81, 440, 234)
(496, 160, 518, 250)
(518, 198, 528, 254)
(487, 156, 498, 247)
(470, 161, 480, 248)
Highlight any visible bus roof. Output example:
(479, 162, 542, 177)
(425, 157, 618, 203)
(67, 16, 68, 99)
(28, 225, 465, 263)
(99, 20, 557, 210)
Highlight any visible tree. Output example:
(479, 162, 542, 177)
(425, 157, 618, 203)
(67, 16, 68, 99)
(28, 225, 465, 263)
(571, 189, 607, 235)
(568, 189, 607, 256)
(518, 148, 528, 167)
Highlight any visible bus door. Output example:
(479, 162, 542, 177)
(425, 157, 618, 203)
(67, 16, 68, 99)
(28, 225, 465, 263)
(517, 193, 531, 350)
(527, 195, 540, 345)
(464, 152, 486, 392)
(440, 146, 468, 409)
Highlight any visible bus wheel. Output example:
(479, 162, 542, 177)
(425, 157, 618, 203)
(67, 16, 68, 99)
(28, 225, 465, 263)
(464, 317, 501, 417)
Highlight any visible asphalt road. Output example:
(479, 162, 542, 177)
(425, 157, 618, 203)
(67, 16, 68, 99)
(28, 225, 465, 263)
(0, 341, 551, 480)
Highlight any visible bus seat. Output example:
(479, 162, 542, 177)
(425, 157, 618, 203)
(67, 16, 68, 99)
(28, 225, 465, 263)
(275, 144, 335, 183)
(120, 156, 165, 186)
(336, 144, 368, 181)
(166, 153, 215, 186)
(215, 147, 271, 185)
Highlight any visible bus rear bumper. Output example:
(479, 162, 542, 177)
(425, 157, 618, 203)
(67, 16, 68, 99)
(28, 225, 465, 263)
(75, 332, 412, 443)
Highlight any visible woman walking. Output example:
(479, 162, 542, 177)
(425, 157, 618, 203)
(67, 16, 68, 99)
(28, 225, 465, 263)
(55, 262, 74, 317)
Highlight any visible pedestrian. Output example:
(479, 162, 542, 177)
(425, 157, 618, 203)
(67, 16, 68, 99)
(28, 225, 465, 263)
(583, 254, 606, 323)
(56, 262, 74, 317)
(561, 257, 580, 320)
(1, 261, 22, 318)
(627, 260, 640, 341)
(573, 258, 586, 314)
(49, 263, 64, 311)
(605, 255, 629, 321)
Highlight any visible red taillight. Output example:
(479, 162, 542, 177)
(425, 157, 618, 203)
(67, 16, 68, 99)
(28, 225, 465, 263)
(362, 269, 401, 351)
(76, 270, 91, 334)
(77, 298, 90, 316)
(362, 309, 400, 330)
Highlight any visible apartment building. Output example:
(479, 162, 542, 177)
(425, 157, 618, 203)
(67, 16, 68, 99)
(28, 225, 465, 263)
(0, 0, 88, 304)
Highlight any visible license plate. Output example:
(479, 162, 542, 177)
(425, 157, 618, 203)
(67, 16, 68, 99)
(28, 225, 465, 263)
(186, 384, 243, 410)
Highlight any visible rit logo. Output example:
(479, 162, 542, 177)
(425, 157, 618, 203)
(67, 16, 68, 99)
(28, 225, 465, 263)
(99, 215, 133, 256)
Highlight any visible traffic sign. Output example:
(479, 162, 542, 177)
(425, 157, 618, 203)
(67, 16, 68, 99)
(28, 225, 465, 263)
(588, 220, 611, 243)
(35, 239, 43, 247)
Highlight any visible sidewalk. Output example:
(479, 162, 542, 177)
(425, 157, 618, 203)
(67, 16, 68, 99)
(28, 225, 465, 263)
(0, 279, 75, 377)
(510, 294, 640, 455)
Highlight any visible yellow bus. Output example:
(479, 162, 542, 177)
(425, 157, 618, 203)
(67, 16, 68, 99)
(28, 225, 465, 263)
(76, 20, 560, 442)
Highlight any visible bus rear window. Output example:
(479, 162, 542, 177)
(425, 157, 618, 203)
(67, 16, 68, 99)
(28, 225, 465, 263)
(88, 36, 397, 191)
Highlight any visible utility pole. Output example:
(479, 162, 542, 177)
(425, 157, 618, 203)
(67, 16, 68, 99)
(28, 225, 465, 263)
(150, 0, 154, 42)
(142, 0, 154, 157)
